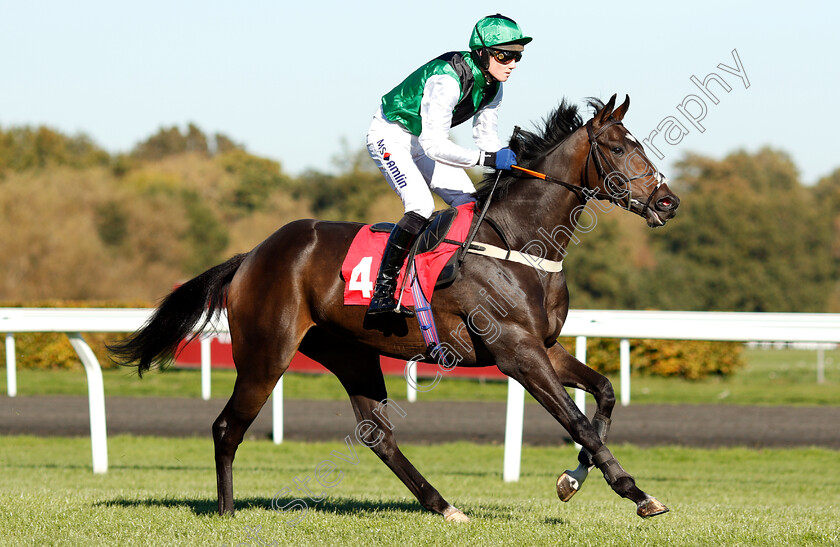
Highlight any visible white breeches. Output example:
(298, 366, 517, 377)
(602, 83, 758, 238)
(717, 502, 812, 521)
(366, 111, 477, 219)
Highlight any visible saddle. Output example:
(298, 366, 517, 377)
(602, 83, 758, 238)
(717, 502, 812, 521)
(370, 207, 458, 252)
(370, 207, 463, 288)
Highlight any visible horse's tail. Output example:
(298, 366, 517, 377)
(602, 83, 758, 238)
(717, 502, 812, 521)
(108, 253, 249, 376)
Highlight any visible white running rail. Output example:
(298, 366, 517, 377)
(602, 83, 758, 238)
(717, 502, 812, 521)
(2, 308, 838, 479)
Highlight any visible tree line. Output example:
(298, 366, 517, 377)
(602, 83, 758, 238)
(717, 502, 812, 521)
(1, 123, 837, 312)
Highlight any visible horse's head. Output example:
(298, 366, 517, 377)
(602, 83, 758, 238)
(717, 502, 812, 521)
(580, 94, 680, 227)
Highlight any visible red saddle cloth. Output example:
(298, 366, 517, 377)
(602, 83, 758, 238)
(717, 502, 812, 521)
(342, 203, 475, 307)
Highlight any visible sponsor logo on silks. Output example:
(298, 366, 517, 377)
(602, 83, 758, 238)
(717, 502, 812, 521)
(376, 139, 407, 188)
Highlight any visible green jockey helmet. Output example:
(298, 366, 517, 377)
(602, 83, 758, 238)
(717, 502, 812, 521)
(469, 14, 532, 52)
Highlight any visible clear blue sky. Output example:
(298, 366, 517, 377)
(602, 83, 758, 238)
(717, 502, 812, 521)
(1, 1, 837, 184)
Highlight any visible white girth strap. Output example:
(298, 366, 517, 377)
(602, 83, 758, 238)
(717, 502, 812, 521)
(467, 242, 564, 272)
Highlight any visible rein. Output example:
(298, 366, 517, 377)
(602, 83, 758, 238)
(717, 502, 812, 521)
(456, 169, 503, 266)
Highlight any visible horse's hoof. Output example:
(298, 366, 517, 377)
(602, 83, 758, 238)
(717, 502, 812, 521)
(556, 471, 580, 502)
(636, 496, 669, 518)
(443, 507, 470, 523)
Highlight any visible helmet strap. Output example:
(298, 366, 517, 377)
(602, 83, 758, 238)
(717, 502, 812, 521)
(470, 49, 496, 83)
(473, 22, 491, 70)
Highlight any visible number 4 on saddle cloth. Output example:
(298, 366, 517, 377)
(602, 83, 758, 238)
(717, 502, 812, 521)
(341, 202, 475, 309)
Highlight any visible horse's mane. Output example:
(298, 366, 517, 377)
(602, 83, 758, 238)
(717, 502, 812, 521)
(473, 98, 604, 206)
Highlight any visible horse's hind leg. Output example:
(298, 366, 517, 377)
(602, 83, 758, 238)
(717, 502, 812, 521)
(300, 336, 469, 522)
(213, 329, 305, 516)
(546, 343, 616, 501)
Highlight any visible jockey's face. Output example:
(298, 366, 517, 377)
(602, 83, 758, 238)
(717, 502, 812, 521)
(487, 53, 517, 82)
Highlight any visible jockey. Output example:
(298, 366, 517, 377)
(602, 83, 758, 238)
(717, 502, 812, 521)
(366, 13, 532, 316)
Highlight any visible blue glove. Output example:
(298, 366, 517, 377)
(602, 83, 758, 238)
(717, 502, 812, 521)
(481, 148, 517, 170)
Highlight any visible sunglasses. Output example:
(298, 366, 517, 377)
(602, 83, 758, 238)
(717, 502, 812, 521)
(490, 49, 522, 64)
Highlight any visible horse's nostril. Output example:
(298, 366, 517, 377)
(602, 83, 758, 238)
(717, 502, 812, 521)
(657, 197, 676, 210)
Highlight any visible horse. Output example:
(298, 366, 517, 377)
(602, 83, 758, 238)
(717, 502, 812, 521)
(110, 93, 680, 522)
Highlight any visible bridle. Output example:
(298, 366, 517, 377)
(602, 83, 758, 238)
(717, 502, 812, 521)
(511, 117, 665, 219)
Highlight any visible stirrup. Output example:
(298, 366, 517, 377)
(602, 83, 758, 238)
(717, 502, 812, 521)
(367, 292, 414, 317)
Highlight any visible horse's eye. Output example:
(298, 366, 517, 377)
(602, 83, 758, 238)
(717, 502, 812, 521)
(611, 147, 623, 155)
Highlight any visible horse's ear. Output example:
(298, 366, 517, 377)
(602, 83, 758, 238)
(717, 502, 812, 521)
(597, 93, 617, 124)
(612, 95, 630, 121)
(509, 125, 523, 153)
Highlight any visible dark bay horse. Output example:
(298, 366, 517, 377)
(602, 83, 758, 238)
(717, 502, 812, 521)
(110, 94, 679, 522)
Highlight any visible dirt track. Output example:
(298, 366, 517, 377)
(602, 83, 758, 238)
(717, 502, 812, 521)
(2, 395, 839, 448)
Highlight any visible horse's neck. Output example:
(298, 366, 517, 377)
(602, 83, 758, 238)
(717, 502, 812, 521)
(488, 136, 586, 263)
(489, 183, 581, 262)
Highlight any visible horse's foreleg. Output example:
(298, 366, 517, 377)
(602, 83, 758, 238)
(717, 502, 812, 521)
(545, 344, 615, 501)
(496, 339, 667, 518)
(554, 415, 611, 502)
(311, 343, 468, 522)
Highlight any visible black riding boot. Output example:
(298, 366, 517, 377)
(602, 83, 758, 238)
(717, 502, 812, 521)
(367, 212, 426, 317)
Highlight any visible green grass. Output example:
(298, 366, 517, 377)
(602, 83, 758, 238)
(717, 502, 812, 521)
(3, 347, 839, 405)
(0, 436, 837, 546)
